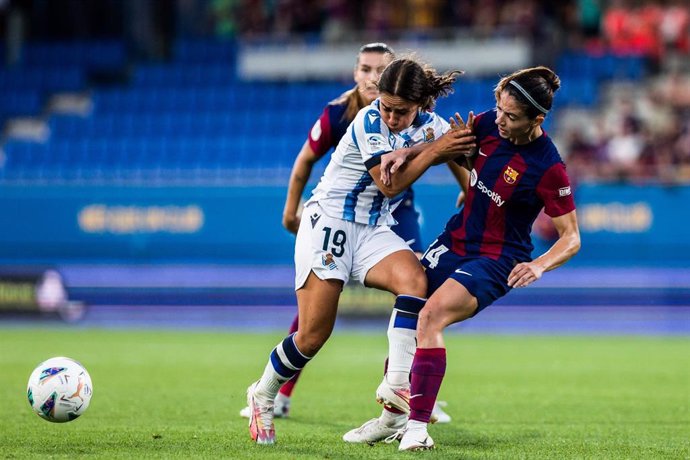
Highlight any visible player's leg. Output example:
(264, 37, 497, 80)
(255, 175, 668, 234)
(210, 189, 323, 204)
(398, 279, 477, 451)
(399, 254, 512, 451)
(366, 248, 426, 400)
(343, 242, 426, 443)
(388, 188, 452, 424)
(275, 314, 300, 417)
(248, 273, 341, 445)
(240, 313, 298, 420)
(248, 204, 350, 445)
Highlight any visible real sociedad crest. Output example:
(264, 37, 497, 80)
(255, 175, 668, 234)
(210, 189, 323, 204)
(503, 166, 519, 184)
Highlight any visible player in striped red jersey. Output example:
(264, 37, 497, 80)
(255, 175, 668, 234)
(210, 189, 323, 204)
(361, 66, 581, 451)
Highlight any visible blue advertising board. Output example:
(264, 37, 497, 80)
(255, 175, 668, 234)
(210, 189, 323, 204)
(0, 183, 688, 267)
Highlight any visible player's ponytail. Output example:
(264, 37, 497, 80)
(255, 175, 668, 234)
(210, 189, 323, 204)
(422, 68, 463, 111)
(495, 66, 561, 119)
(378, 58, 462, 112)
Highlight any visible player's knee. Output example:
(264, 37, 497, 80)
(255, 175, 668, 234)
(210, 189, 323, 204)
(417, 301, 445, 337)
(418, 297, 475, 339)
(394, 265, 427, 297)
(296, 330, 331, 357)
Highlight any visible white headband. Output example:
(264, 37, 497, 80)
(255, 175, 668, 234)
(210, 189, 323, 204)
(509, 80, 548, 114)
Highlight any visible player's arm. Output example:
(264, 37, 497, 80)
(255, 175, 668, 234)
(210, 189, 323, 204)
(508, 210, 581, 288)
(282, 141, 320, 234)
(369, 127, 475, 198)
(379, 112, 476, 187)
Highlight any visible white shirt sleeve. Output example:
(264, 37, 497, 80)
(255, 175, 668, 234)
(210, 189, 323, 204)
(352, 106, 394, 166)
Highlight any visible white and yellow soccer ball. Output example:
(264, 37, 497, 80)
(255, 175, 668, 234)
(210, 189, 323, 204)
(27, 357, 93, 423)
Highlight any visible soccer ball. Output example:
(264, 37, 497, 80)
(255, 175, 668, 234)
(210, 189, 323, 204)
(27, 357, 93, 423)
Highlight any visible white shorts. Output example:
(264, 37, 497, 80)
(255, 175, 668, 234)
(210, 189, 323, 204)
(294, 202, 413, 290)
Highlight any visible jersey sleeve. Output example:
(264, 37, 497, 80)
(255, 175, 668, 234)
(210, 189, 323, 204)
(472, 110, 495, 140)
(536, 162, 576, 217)
(404, 112, 449, 146)
(307, 106, 334, 159)
(353, 108, 394, 170)
(430, 113, 450, 137)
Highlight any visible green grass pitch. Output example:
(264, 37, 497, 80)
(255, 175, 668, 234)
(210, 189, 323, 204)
(0, 328, 688, 459)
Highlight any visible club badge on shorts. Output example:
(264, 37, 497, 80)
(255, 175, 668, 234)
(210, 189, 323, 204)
(321, 253, 337, 270)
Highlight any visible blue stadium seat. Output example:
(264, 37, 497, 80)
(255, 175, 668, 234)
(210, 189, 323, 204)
(0, 90, 42, 124)
(22, 40, 127, 71)
(173, 39, 236, 64)
(132, 63, 235, 87)
(0, 67, 84, 92)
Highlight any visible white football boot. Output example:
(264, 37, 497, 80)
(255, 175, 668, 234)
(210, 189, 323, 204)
(376, 377, 440, 423)
(396, 421, 435, 451)
(246, 381, 276, 445)
(273, 392, 291, 418)
(375, 377, 410, 414)
(239, 392, 291, 419)
(343, 416, 406, 444)
(431, 400, 451, 423)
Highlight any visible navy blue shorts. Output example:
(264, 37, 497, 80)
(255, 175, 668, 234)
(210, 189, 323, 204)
(421, 228, 514, 314)
(391, 188, 423, 253)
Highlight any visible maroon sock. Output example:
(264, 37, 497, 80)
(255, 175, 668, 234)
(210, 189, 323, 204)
(288, 314, 299, 335)
(409, 348, 446, 423)
(278, 370, 300, 397)
(278, 314, 301, 397)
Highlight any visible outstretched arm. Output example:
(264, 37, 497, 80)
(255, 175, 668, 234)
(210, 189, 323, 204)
(508, 210, 581, 288)
(282, 141, 319, 234)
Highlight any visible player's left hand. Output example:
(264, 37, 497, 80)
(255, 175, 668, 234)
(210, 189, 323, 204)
(380, 149, 409, 186)
(507, 261, 544, 288)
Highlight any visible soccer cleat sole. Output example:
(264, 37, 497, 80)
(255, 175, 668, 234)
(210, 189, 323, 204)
(376, 392, 439, 424)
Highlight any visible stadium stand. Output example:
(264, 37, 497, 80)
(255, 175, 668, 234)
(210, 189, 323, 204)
(1, 34, 662, 186)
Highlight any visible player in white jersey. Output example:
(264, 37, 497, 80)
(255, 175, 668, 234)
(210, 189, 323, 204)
(246, 57, 476, 446)
(307, 100, 450, 227)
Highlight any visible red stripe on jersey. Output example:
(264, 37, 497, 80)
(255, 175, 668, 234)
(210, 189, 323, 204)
(308, 107, 334, 158)
(536, 163, 576, 217)
(450, 135, 501, 256)
(479, 153, 527, 259)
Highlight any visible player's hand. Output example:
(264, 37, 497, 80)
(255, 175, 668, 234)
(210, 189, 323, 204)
(282, 214, 301, 235)
(431, 127, 476, 164)
(449, 111, 475, 130)
(507, 261, 544, 288)
(380, 149, 410, 186)
(448, 112, 477, 158)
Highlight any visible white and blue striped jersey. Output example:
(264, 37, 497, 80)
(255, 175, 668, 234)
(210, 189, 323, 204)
(306, 100, 449, 226)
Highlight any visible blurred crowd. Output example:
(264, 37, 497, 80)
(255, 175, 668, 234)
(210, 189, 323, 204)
(597, 0, 689, 62)
(4, 0, 690, 184)
(213, 0, 689, 57)
(215, 0, 568, 41)
(560, 63, 690, 184)
(557, 0, 690, 184)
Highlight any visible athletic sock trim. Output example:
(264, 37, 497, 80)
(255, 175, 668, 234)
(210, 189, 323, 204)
(394, 295, 426, 314)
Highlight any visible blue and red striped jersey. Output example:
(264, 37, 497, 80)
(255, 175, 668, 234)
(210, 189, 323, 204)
(450, 109, 576, 262)
(308, 99, 350, 158)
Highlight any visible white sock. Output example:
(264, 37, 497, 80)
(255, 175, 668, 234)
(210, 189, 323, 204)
(387, 295, 426, 386)
(254, 360, 285, 403)
(380, 408, 407, 428)
(407, 419, 428, 432)
(275, 392, 290, 405)
(254, 334, 311, 403)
